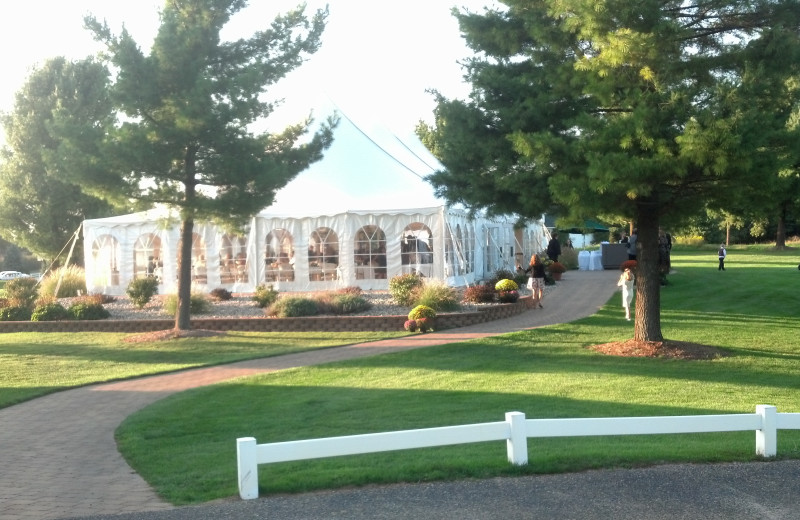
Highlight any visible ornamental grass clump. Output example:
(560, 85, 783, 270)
(314, 292, 370, 315)
(414, 279, 460, 312)
(163, 293, 212, 316)
(38, 265, 87, 298)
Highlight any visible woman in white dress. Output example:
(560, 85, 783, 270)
(617, 268, 634, 321)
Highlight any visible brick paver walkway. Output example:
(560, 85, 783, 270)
(0, 270, 618, 520)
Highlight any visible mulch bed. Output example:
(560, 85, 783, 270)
(589, 339, 727, 360)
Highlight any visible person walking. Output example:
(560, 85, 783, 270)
(627, 229, 638, 260)
(718, 244, 727, 271)
(525, 254, 546, 308)
(617, 267, 635, 320)
(547, 233, 561, 262)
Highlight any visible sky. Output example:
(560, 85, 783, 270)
(0, 0, 499, 142)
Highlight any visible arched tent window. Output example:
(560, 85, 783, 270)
(220, 234, 248, 284)
(91, 234, 120, 286)
(354, 225, 387, 279)
(191, 233, 207, 285)
(134, 234, 162, 280)
(264, 229, 294, 282)
(401, 223, 433, 277)
(308, 227, 339, 281)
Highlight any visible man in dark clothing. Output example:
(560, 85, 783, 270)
(547, 233, 561, 262)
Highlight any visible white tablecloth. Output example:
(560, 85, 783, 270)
(578, 251, 591, 271)
(590, 250, 604, 271)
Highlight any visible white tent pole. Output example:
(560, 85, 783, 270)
(54, 225, 81, 297)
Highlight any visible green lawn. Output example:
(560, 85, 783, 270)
(0, 331, 407, 408)
(111, 246, 800, 504)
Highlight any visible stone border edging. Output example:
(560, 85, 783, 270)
(0, 296, 536, 334)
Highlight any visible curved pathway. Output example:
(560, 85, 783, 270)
(0, 270, 618, 520)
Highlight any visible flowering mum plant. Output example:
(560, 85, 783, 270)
(547, 261, 567, 273)
(404, 319, 418, 332)
(494, 279, 519, 292)
(408, 305, 436, 320)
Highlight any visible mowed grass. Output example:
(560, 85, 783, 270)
(114, 246, 800, 505)
(0, 331, 408, 408)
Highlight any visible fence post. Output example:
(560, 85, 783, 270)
(755, 405, 777, 458)
(237, 437, 259, 499)
(506, 411, 528, 465)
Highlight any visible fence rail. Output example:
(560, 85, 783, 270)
(237, 405, 800, 499)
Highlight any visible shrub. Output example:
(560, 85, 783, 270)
(209, 288, 233, 301)
(388, 273, 424, 306)
(267, 296, 319, 318)
(163, 293, 212, 316)
(4, 277, 39, 308)
(253, 285, 279, 308)
(38, 265, 87, 298)
(80, 293, 115, 305)
(494, 279, 518, 292)
(337, 286, 363, 296)
(674, 235, 705, 247)
(31, 302, 71, 321)
(415, 317, 433, 332)
(68, 302, 111, 320)
(498, 290, 520, 303)
(513, 271, 529, 287)
(462, 284, 496, 303)
(408, 305, 436, 321)
(0, 306, 33, 321)
(126, 277, 160, 309)
(414, 279, 460, 312)
(313, 292, 371, 315)
(560, 247, 579, 271)
(494, 268, 516, 280)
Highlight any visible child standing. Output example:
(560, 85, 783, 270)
(718, 244, 727, 271)
(525, 254, 546, 308)
(617, 268, 634, 321)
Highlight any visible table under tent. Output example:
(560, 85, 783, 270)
(82, 112, 547, 295)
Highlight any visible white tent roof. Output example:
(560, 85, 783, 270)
(261, 110, 447, 218)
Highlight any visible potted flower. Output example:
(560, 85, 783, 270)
(547, 261, 567, 281)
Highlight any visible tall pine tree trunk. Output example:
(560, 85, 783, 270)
(175, 146, 198, 331)
(775, 203, 787, 249)
(633, 204, 663, 343)
(175, 217, 194, 331)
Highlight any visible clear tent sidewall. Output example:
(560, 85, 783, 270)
(83, 206, 547, 296)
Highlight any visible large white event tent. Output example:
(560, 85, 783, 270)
(82, 113, 548, 295)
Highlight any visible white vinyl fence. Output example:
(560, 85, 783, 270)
(237, 405, 800, 499)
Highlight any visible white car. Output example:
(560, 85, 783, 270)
(0, 271, 31, 281)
